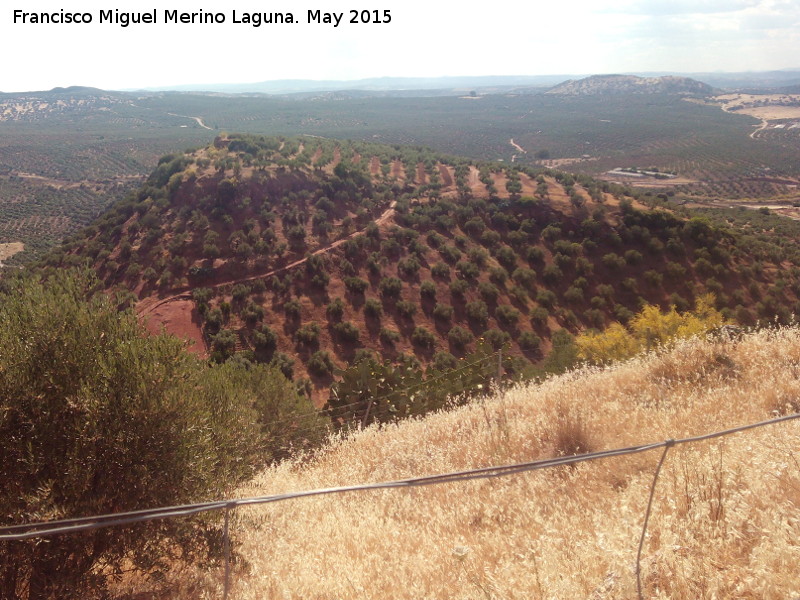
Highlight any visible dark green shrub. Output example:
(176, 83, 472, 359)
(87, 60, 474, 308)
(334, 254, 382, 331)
(450, 279, 469, 298)
(284, 298, 302, 318)
(433, 303, 454, 322)
(526, 246, 545, 264)
(211, 328, 238, 361)
(396, 300, 418, 318)
(482, 328, 510, 350)
(345, 276, 369, 294)
(624, 249, 643, 265)
(364, 298, 383, 318)
(489, 266, 508, 285)
(326, 298, 345, 321)
(448, 326, 474, 350)
(333, 321, 360, 343)
(644, 270, 664, 287)
(531, 306, 549, 324)
(253, 324, 278, 354)
(296, 323, 321, 345)
(466, 300, 489, 326)
(495, 304, 521, 326)
(479, 282, 500, 302)
(535, 289, 557, 309)
(379, 328, 400, 345)
(411, 326, 436, 348)
(379, 276, 403, 297)
(398, 256, 421, 278)
(602, 253, 625, 269)
(456, 260, 480, 280)
(232, 283, 250, 302)
(430, 351, 458, 371)
(512, 267, 537, 288)
(494, 246, 517, 269)
(542, 264, 562, 284)
(307, 350, 336, 377)
(518, 331, 541, 352)
(467, 247, 489, 266)
(242, 301, 265, 324)
(563, 286, 584, 304)
(0, 270, 323, 597)
(431, 263, 450, 279)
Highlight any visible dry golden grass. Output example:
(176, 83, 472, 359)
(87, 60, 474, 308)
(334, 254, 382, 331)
(117, 328, 800, 599)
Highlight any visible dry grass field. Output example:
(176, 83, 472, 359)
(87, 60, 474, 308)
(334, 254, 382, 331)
(116, 327, 800, 599)
(715, 93, 800, 121)
(0, 242, 23, 265)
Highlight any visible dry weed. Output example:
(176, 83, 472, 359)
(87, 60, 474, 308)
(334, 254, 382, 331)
(125, 327, 800, 599)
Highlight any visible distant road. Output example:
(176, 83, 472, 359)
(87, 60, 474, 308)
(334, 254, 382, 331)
(167, 112, 213, 130)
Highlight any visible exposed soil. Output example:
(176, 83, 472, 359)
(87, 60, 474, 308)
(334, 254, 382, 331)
(715, 93, 800, 120)
(468, 166, 484, 195)
(598, 173, 698, 188)
(542, 157, 599, 168)
(142, 298, 206, 355)
(0, 242, 24, 266)
(438, 164, 454, 188)
(391, 160, 405, 180)
(415, 163, 427, 185)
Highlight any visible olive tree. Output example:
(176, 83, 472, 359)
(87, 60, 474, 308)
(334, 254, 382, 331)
(0, 270, 325, 598)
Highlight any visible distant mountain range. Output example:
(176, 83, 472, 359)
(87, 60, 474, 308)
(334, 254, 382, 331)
(3, 70, 798, 99)
(129, 70, 800, 96)
(133, 75, 580, 96)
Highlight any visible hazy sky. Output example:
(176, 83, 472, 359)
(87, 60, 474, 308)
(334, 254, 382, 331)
(2, 0, 798, 92)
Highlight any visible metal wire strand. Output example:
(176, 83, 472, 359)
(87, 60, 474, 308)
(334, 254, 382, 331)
(2, 411, 798, 542)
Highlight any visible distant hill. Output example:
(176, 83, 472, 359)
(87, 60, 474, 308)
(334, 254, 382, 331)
(546, 74, 714, 96)
(135, 75, 579, 96)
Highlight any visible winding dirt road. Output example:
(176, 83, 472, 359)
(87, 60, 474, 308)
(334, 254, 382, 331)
(167, 112, 213, 130)
(136, 200, 397, 317)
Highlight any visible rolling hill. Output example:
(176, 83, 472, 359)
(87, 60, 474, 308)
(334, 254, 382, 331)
(3, 80, 800, 268)
(546, 74, 715, 96)
(41, 134, 800, 402)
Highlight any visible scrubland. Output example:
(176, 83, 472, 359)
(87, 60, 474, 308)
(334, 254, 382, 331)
(122, 327, 800, 599)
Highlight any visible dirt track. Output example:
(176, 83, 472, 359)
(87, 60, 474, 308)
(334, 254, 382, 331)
(136, 200, 397, 318)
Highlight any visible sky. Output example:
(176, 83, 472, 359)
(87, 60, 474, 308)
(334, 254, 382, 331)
(2, 0, 799, 92)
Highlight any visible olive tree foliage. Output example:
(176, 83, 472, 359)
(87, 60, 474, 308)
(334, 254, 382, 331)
(326, 341, 499, 429)
(0, 270, 325, 599)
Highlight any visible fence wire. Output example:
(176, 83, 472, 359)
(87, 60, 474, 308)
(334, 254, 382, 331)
(2, 406, 799, 600)
(3, 411, 798, 542)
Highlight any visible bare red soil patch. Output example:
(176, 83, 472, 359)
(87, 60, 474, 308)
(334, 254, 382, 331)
(391, 160, 405, 180)
(415, 162, 427, 185)
(142, 298, 206, 357)
(438, 164, 454, 189)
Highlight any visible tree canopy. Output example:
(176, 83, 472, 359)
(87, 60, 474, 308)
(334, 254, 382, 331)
(0, 269, 325, 598)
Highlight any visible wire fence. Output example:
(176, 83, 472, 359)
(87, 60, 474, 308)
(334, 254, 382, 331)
(2, 411, 799, 599)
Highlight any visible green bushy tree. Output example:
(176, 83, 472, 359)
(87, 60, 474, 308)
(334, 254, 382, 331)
(0, 270, 324, 598)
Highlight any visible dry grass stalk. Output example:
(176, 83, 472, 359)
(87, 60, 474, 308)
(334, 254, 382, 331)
(116, 327, 800, 599)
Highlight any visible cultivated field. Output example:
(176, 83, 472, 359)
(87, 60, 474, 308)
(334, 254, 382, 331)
(3, 88, 800, 264)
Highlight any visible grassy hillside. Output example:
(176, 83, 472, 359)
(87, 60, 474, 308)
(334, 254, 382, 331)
(114, 326, 800, 598)
(43, 134, 800, 400)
